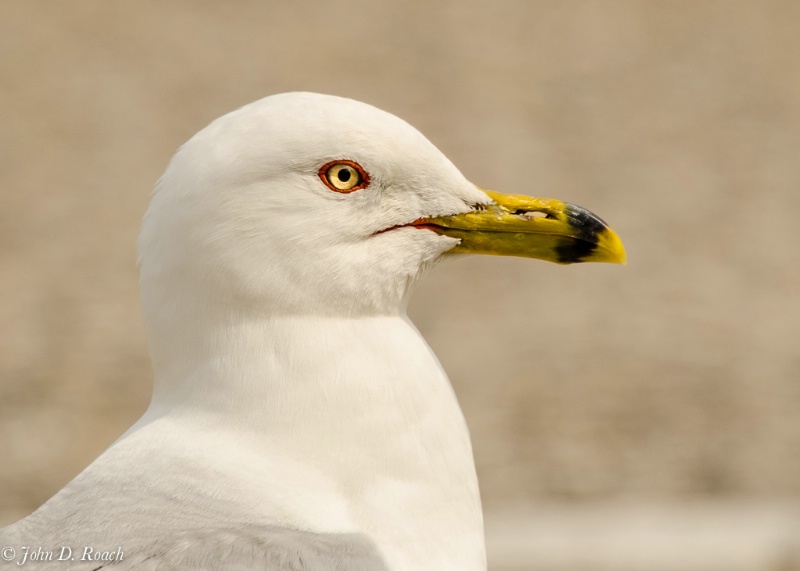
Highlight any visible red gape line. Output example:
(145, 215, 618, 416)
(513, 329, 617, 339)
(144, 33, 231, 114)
(318, 159, 371, 193)
(408, 219, 440, 231)
(375, 219, 442, 235)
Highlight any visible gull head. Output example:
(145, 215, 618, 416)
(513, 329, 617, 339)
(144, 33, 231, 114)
(138, 92, 625, 323)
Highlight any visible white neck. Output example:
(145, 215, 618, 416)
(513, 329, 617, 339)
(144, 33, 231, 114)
(132, 312, 486, 571)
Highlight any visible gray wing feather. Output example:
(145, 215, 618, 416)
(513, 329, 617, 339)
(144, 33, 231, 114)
(0, 444, 390, 570)
(109, 526, 388, 570)
(1, 525, 388, 570)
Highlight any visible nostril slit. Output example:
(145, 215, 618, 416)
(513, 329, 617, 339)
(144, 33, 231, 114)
(513, 210, 550, 220)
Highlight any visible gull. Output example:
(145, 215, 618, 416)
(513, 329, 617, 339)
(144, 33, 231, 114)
(0, 92, 625, 570)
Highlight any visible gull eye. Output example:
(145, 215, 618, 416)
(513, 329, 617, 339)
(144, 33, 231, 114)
(319, 160, 370, 193)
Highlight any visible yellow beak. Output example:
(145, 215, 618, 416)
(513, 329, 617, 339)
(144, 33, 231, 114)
(427, 190, 626, 265)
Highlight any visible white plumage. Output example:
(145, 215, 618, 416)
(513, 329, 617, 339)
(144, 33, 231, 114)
(1, 92, 624, 571)
(2, 93, 488, 570)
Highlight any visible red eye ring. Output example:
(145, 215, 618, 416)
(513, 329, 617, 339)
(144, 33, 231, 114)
(319, 160, 370, 193)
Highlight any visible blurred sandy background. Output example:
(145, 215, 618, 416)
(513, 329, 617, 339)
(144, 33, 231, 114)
(1, 1, 799, 569)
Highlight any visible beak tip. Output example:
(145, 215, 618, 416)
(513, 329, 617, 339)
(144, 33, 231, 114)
(600, 229, 627, 266)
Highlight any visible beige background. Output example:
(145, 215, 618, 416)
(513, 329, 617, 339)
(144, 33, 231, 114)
(1, 1, 799, 569)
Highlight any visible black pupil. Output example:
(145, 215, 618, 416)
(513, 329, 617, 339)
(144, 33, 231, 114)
(337, 168, 352, 183)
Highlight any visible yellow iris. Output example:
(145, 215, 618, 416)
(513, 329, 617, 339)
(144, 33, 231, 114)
(325, 163, 362, 191)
